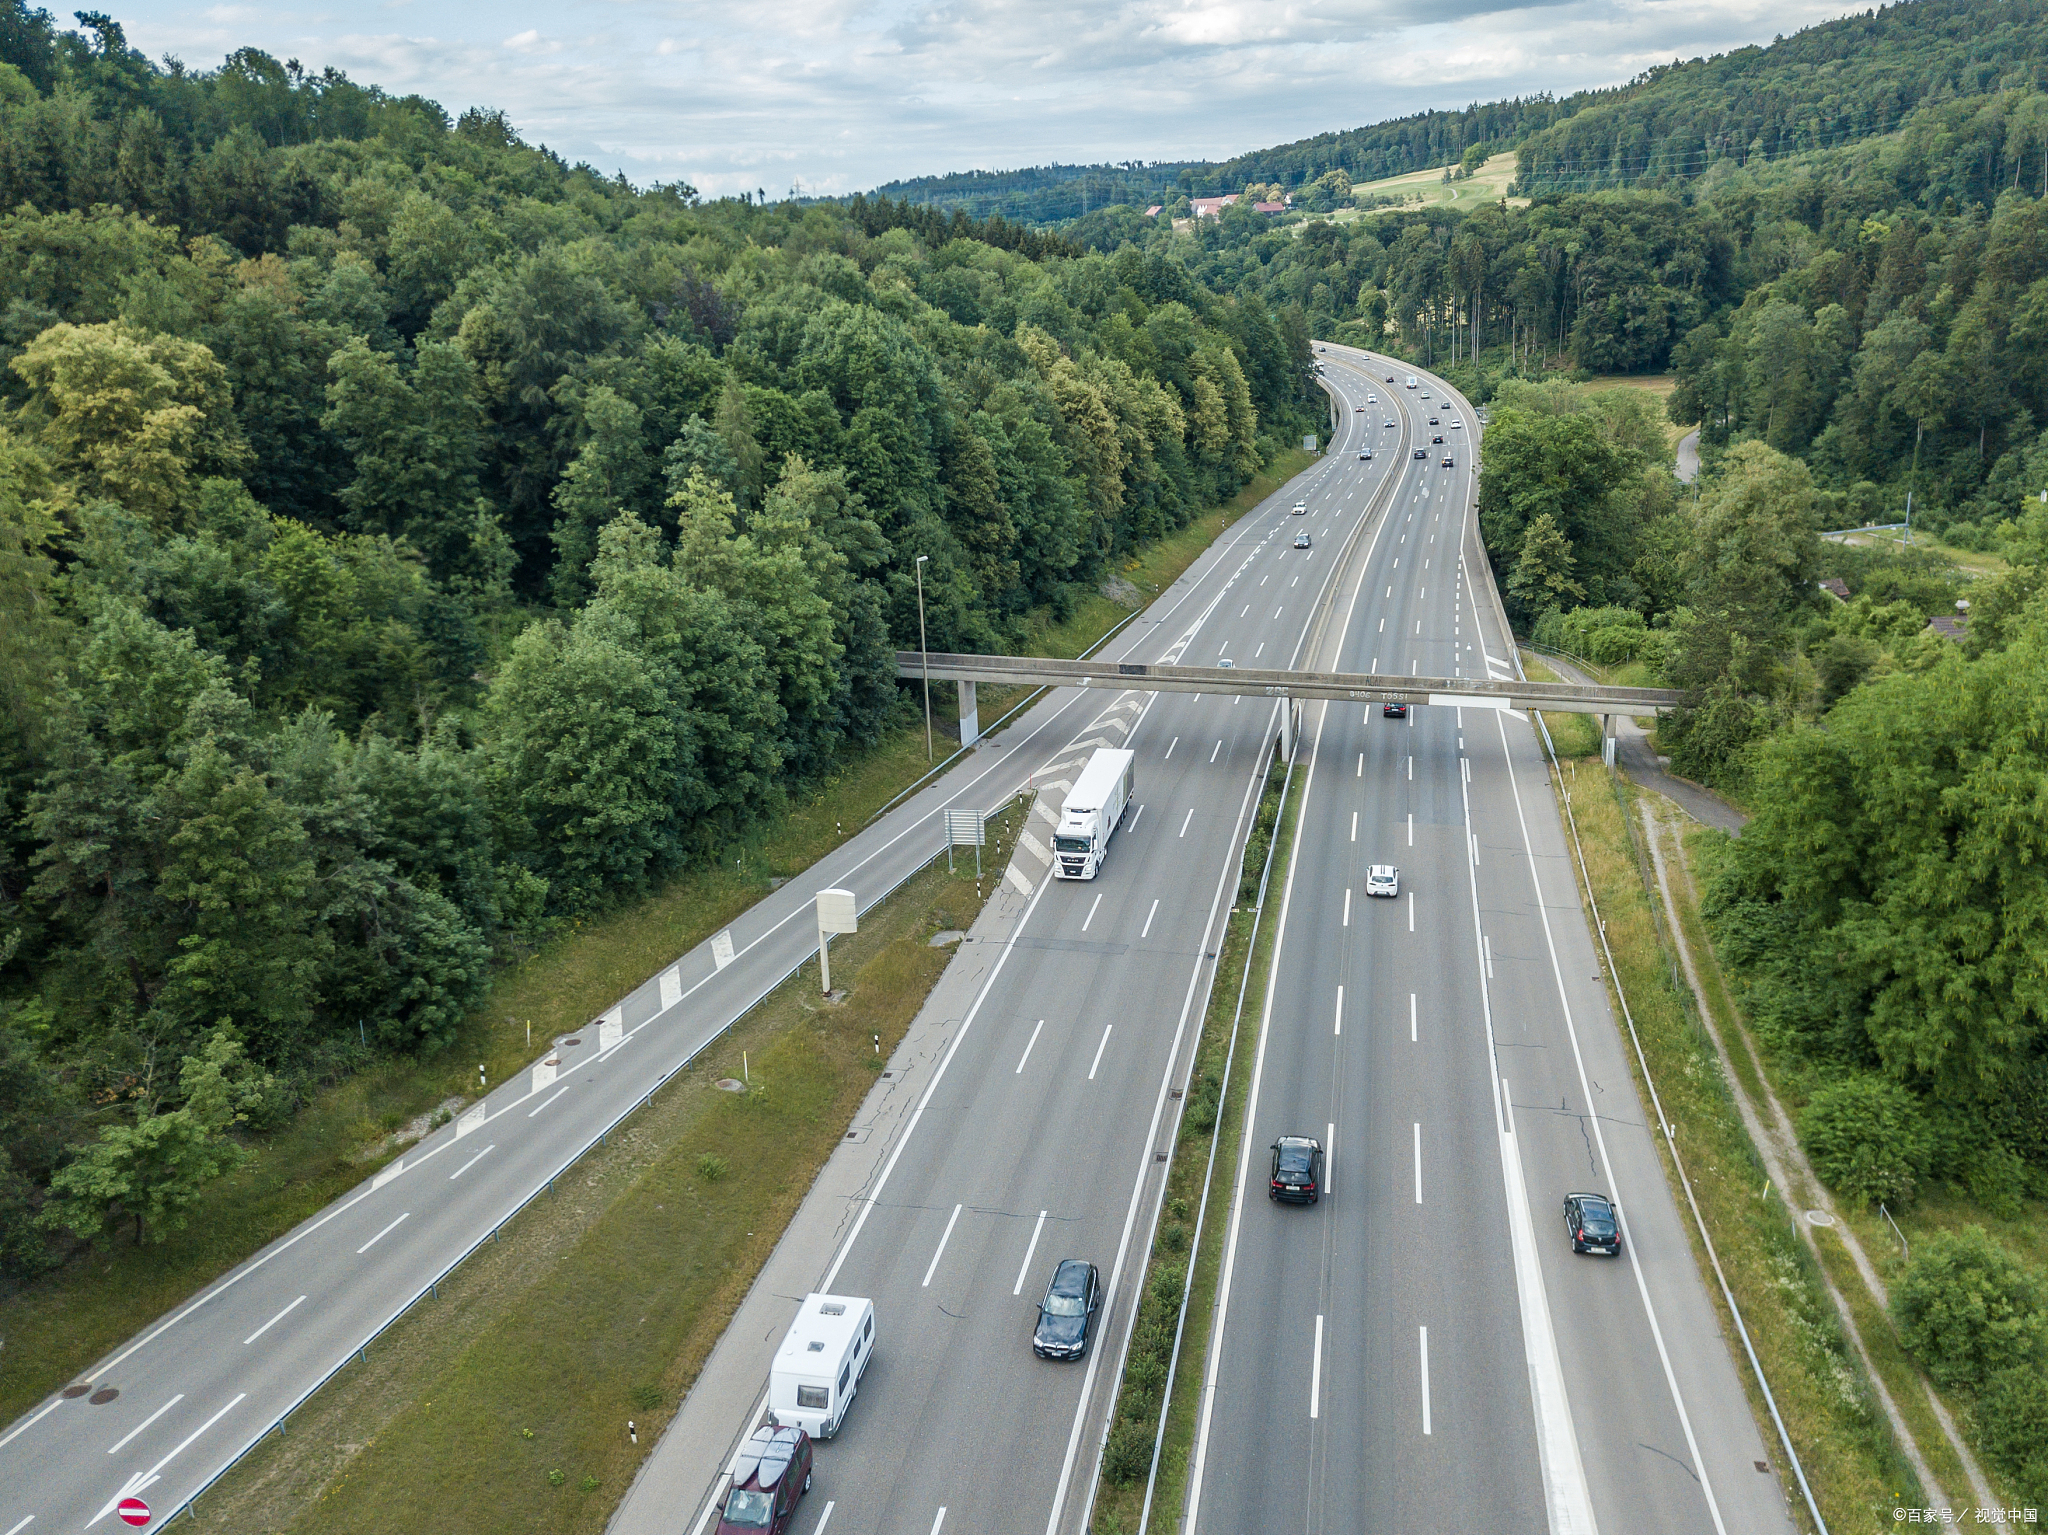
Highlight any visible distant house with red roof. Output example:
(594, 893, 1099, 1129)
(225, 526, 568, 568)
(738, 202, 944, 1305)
(1144, 205, 1164, 217)
(1253, 201, 1287, 214)
(1189, 194, 1240, 218)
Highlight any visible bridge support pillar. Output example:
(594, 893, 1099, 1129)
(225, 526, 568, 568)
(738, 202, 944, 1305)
(1277, 698, 1297, 759)
(1601, 714, 1617, 770)
(957, 680, 979, 747)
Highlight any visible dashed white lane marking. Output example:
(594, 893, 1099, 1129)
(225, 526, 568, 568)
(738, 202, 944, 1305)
(1013, 1211, 1049, 1295)
(1015, 1019, 1046, 1074)
(242, 1294, 305, 1346)
(921, 1204, 963, 1287)
(356, 1212, 409, 1254)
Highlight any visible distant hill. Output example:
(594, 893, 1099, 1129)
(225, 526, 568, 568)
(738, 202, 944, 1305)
(856, 0, 2048, 221)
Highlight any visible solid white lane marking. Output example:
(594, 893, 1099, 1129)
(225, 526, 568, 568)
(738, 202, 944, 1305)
(1414, 1123, 1423, 1203)
(1410, 993, 1417, 1042)
(0, 1397, 63, 1453)
(1088, 1023, 1113, 1079)
(106, 1394, 183, 1455)
(1421, 1326, 1432, 1435)
(1343, 888, 1351, 927)
(527, 1084, 570, 1117)
(1310, 1314, 1324, 1419)
(1180, 807, 1196, 837)
(1501, 1078, 1515, 1135)
(356, 1212, 409, 1254)
(921, 1204, 963, 1287)
(1210, 740, 1222, 763)
(1142, 899, 1160, 938)
(1082, 894, 1102, 932)
(1488, 708, 1728, 1534)
(1015, 1019, 1046, 1074)
(1350, 811, 1357, 841)
(243, 1294, 305, 1346)
(1014, 1211, 1050, 1295)
(449, 1144, 495, 1180)
(1485, 934, 1495, 977)
(1165, 736, 1178, 760)
(1333, 985, 1343, 1036)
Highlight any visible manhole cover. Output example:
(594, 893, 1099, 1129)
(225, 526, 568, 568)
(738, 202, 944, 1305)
(89, 1387, 120, 1405)
(62, 1384, 91, 1398)
(564, 1037, 582, 1047)
(544, 1057, 560, 1067)
(1805, 1209, 1836, 1227)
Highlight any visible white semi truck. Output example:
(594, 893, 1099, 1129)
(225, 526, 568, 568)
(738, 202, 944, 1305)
(1053, 748, 1135, 880)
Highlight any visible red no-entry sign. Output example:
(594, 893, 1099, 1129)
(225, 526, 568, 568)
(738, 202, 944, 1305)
(117, 1496, 150, 1526)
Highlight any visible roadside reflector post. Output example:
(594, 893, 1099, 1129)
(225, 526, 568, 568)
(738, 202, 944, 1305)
(816, 888, 857, 994)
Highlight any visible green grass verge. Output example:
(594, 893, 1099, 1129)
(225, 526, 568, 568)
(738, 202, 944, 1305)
(197, 802, 1026, 1534)
(1088, 744, 1295, 1535)
(1546, 755, 1919, 1529)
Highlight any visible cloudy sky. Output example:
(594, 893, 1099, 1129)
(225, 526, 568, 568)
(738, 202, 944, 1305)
(105, 0, 1858, 197)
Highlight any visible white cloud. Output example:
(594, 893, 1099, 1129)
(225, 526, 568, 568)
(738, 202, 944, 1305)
(109, 0, 1859, 197)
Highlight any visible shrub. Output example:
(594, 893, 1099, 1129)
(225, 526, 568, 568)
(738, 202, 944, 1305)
(1799, 1074, 1932, 1207)
(1101, 1418, 1153, 1485)
(1976, 1365, 2048, 1507)
(696, 1153, 729, 1183)
(1533, 604, 1650, 665)
(1891, 1226, 2048, 1392)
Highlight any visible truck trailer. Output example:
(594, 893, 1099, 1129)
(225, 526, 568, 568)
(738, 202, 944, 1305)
(1053, 748, 1135, 880)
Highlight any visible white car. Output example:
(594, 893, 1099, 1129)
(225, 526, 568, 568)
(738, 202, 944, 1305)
(1367, 394, 1378, 403)
(1449, 420, 1462, 428)
(1291, 501, 1308, 515)
(1384, 420, 1395, 428)
(1366, 865, 1400, 898)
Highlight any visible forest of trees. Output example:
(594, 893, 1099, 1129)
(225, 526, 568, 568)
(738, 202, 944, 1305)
(0, 3, 1319, 1275)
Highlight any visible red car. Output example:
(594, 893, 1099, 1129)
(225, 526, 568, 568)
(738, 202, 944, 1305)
(717, 1425, 812, 1534)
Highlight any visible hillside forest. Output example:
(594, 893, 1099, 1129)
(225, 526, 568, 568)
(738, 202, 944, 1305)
(0, 6, 1320, 1277)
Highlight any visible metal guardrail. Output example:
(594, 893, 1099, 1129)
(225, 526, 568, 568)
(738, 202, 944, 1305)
(893, 651, 1681, 717)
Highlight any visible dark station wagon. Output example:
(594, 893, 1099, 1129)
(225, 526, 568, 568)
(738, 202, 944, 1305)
(1563, 1192, 1622, 1256)
(717, 1424, 812, 1535)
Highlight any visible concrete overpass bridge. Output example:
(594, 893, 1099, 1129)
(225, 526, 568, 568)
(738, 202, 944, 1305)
(895, 651, 1682, 747)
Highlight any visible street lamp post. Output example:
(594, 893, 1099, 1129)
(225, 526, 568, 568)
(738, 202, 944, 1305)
(915, 555, 932, 762)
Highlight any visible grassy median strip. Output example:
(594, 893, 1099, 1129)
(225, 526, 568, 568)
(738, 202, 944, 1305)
(1546, 755, 1920, 1527)
(195, 801, 1025, 1535)
(1088, 741, 1295, 1535)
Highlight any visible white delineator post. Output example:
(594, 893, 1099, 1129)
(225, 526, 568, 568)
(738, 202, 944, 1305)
(816, 888, 857, 993)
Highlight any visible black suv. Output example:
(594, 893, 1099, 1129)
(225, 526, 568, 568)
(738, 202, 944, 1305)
(1563, 1192, 1621, 1255)
(1032, 1258, 1101, 1358)
(1269, 1136, 1324, 1203)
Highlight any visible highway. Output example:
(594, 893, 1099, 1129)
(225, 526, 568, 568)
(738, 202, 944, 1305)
(1183, 345, 1795, 1535)
(0, 351, 1398, 1534)
(688, 362, 1421, 1535)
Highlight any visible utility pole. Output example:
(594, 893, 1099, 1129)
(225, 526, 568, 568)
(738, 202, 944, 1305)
(915, 554, 932, 761)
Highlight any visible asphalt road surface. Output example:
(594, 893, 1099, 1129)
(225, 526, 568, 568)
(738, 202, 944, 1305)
(1181, 346, 1794, 1535)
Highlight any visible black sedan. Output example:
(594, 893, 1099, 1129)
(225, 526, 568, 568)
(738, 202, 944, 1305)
(1269, 1135, 1324, 1203)
(1412, 447, 1428, 460)
(1032, 1258, 1101, 1358)
(1382, 702, 1408, 718)
(1563, 1192, 1621, 1255)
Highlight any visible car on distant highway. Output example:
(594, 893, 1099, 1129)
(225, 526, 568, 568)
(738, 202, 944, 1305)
(1292, 500, 1308, 514)
(1413, 448, 1428, 460)
(1449, 420, 1462, 428)
(1385, 373, 1396, 382)
(1268, 1135, 1324, 1203)
(1219, 658, 1235, 668)
(1385, 419, 1395, 428)
(1358, 448, 1373, 460)
(1382, 702, 1407, 718)
(1432, 434, 1444, 444)
(1032, 1259, 1101, 1358)
(1366, 393, 1378, 403)
(1429, 416, 1439, 425)
(1354, 404, 1367, 412)
(1365, 864, 1400, 898)
(1563, 1192, 1621, 1255)
(717, 1425, 812, 1535)
(1442, 456, 1455, 467)
(1294, 531, 1311, 548)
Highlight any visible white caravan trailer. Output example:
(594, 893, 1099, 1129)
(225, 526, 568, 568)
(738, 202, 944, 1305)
(768, 1293, 875, 1439)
